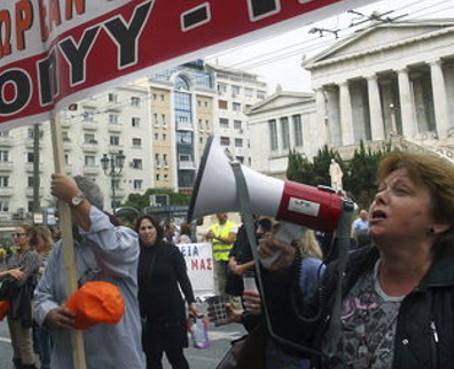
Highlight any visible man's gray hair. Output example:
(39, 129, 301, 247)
(74, 175, 104, 210)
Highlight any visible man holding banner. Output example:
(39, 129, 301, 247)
(34, 175, 145, 369)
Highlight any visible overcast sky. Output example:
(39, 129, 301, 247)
(206, 0, 454, 93)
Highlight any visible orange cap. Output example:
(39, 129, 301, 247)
(0, 300, 10, 321)
(65, 281, 125, 330)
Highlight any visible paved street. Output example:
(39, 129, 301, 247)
(0, 320, 244, 369)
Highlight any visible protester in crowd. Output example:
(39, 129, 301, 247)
(351, 209, 370, 248)
(0, 224, 39, 369)
(258, 151, 454, 368)
(29, 226, 54, 369)
(163, 222, 177, 244)
(174, 224, 192, 244)
(205, 213, 237, 296)
(136, 215, 197, 369)
(226, 217, 272, 297)
(34, 175, 145, 369)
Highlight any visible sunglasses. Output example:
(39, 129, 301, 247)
(13, 233, 27, 238)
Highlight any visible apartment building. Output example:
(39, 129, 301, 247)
(206, 63, 268, 167)
(0, 84, 151, 221)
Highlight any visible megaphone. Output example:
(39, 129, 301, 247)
(188, 136, 343, 233)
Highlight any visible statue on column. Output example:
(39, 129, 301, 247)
(329, 159, 343, 192)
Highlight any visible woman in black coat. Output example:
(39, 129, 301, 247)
(135, 215, 197, 369)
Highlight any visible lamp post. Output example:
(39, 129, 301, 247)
(101, 150, 126, 211)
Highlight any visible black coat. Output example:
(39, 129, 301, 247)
(137, 240, 195, 352)
(263, 246, 454, 369)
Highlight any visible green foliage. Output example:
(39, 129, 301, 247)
(286, 141, 394, 209)
(121, 188, 191, 211)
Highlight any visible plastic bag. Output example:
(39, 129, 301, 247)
(187, 316, 209, 349)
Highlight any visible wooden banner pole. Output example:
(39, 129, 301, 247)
(50, 111, 87, 369)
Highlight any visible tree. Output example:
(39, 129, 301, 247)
(121, 188, 191, 211)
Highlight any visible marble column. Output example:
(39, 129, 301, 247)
(315, 87, 329, 146)
(397, 68, 416, 139)
(430, 59, 449, 139)
(367, 74, 385, 141)
(339, 81, 354, 145)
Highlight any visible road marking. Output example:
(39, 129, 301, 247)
(208, 331, 242, 341)
(0, 336, 11, 344)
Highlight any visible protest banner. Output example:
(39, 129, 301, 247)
(177, 243, 215, 298)
(0, 0, 378, 130)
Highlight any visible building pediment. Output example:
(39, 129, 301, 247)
(247, 92, 314, 115)
(304, 20, 454, 69)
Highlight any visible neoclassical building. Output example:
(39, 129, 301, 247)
(247, 19, 454, 176)
(304, 19, 454, 154)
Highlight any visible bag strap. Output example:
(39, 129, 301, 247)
(229, 162, 323, 357)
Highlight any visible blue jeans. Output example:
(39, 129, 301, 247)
(38, 326, 51, 369)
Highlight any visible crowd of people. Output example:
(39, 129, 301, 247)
(0, 149, 453, 369)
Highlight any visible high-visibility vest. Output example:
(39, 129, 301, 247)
(210, 221, 236, 262)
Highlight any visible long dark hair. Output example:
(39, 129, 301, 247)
(135, 215, 164, 245)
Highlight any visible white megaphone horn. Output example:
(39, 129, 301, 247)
(188, 136, 343, 233)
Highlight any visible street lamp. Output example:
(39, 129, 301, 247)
(101, 150, 126, 211)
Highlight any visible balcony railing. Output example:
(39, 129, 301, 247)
(178, 161, 195, 170)
(0, 136, 14, 147)
(0, 161, 14, 171)
(0, 187, 14, 197)
(176, 122, 193, 131)
(82, 165, 100, 175)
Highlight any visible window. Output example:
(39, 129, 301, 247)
(133, 180, 143, 190)
(199, 136, 203, 144)
(219, 118, 229, 128)
(0, 176, 9, 187)
(232, 102, 241, 112)
(175, 92, 192, 125)
(161, 114, 166, 126)
(197, 100, 201, 107)
(164, 174, 168, 180)
(27, 152, 34, 163)
(163, 154, 168, 166)
(220, 136, 230, 146)
(153, 93, 157, 100)
(236, 156, 244, 164)
(64, 154, 69, 165)
(245, 88, 253, 98)
(217, 83, 227, 94)
(155, 153, 160, 165)
(108, 93, 118, 102)
(234, 120, 242, 130)
(112, 179, 120, 189)
(110, 136, 120, 146)
(162, 134, 167, 141)
(0, 150, 8, 162)
(131, 96, 141, 107)
(204, 101, 208, 108)
(132, 138, 142, 147)
(218, 100, 228, 110)
(154, 133, 159, 140)
(153, 113, 159, 125)
(235, 138, 243, 147)
(84, 133, 95, 144)
(293, 115, 303, 147)
(268, 120, 278, 151)
(27, 177, 34, 188)
(131, 117, 141, 127)
(0, 200, 9, 212)
(62, 131, 70, 141)
(232, 85, 240, 97)
(179, 154, 191, 162)
(85, 155, 96, 166)
(280, 117, 290, 150)
(27, 127, 43, 139)
(156, 174, 160, 181)
(83, 110, 95, 121)
(132, 159, 143, 169)
(176, 131, 192, 145)
(160, 94, 165, 101)
(109, 114, 119, 124)
(198, 119, 203, 129)
(257, 90, 266, 100)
